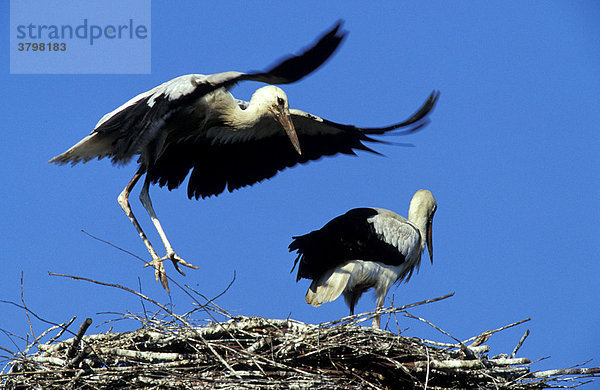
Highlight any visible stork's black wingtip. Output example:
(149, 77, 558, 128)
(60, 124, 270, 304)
(316, 20, 347, 57)
(256, 20, 348, 86)
(331, 20, 346, 36)
(322, 20, 347, 51)
(429, 90, 441, 105)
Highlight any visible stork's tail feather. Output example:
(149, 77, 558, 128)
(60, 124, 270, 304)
(305, 266, 352, 307)
(49, 133, 117, 165)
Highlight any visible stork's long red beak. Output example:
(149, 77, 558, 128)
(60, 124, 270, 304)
(277, 112, 302, 155)
(426, 219, 434, 264)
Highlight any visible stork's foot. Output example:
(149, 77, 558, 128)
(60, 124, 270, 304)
(164, 251, 199, 276)
(143, 251, 199, 292)
(144, 257, 170, 291)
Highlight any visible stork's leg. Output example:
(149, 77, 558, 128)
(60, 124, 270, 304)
(117, 168, 168, 290)
(138, 176, 198, 280)
(371, 295, 386, 329)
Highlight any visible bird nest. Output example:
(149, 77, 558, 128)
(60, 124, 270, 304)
(1, 275, 598, 389)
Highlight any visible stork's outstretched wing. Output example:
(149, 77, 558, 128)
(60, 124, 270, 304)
(49, 21, 346, 166)
(146, 91, 440, 199)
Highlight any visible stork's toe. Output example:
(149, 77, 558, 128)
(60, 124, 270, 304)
(142, 252, 197, 291)
(167, 252, 199, 276)
(143, 257, 170, 292)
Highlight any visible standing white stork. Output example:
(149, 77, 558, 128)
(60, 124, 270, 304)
(289, 190, 437, 328)
(49, 20, 439, 291)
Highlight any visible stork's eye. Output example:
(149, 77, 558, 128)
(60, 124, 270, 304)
(277, 97, 285, 106)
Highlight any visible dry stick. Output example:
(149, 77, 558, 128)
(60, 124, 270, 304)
(424, 344, 430, 390)
(0, 301, 64, 330)
(180, 279, 235, 319)
(23, 319, 74, 356)
(0, 344, 20, 362)
(510, 329, 530, 358)
(0, 367, 76, 377)
(419, 339, 456, 348)
(461, 318, 531, 346)
(404, 312, 493, 361)
(66, 346, 92, 368)
(412, 357, 530, 370)
(183, 271, 237, 318)
(569, 358, 594, 369)
(96, 347, 183, 362)
(46, 316, 77, 345)
(350, 293, 456, 327)
(48, 272, 242, 380)
(66, 318, 92, 360)
(403, 312, 465, 345)
(528, 366, 600, 379)
(137, 277, 149, 324)
(0, 343, 16, 356)
(0, 328, 27, 358)
(322, 293, 455, 327)
(384, 294, 395, 331)
(20, 272, 35, 341)
(81, 230, 147, 263)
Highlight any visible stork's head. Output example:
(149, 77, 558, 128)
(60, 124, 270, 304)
(408, 189, 437, 264)
(252, 86, 302, 155)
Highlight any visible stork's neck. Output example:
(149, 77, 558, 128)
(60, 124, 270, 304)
(226, 94, 270, 130)
(226, 99, 261, 129)
(408, 210, 429, 251)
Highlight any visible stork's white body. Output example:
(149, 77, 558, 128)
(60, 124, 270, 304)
(306, 260, 404, 310)
(291, 190, 437, 328)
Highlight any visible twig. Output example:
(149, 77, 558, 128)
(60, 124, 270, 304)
(0, 300, 65, 330)
(510, 329, 530, 358)
(81, 229, 146, 263)
(66, 346, 91, 368)
(462, 318, 531, 346)
(404, 312, 462, 345)
(528, 366, 600, 379)
(137, 277, 149, 325)
(46, 316, 77, 345)
(322, 292, 454, 327)
(183, 271, 236, 318)
(23, 321, 72, 355)
(424, 344, 430, 390)
(20, 272, 35, 341)
(66, 318, 92, 359)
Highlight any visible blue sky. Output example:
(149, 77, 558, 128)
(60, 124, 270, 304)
(1, 1, 599, 380)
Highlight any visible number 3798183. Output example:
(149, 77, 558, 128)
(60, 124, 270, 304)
(17, 42, 67, 51)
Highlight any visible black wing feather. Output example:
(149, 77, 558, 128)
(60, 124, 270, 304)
(289, 208, 407, 282)
(146, 121, 380, 199)
(243, 21, 345, 85)
(146, 90, 438, 199)
(168, 21, 347, 108)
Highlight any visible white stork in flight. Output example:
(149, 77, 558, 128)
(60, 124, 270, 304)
(49, 21, 439, 291)
(290, 190, 437, 328)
